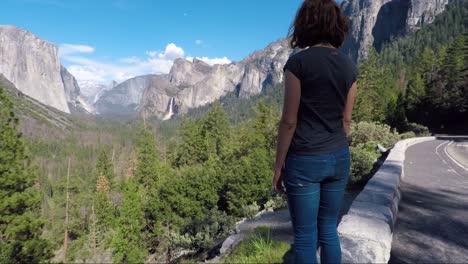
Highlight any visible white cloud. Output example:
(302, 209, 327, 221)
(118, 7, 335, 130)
(120, 56, 140, 64)
(64, 55, 167, 82)
(67, 65, 107, 83)
(61, 42, 230, 84)
(146, 51, 158, 58)
(195, 39, 204, 45)
(59, 44, 95, 55)
(186, 56, 232, 66)
(147, 43, 185, 60)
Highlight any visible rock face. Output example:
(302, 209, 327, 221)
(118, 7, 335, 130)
(97, 0, 450, 118)
(238, 39, 290, 98)
(60, 66, 95, 113)
(0, 25, 70, 113)
(341, 0, 448, 61)
(95, 75, 171, 115)
(96, 39, 291, 118)
(80, 80, 118, 105)
(61, 65, 80, 103)
(406, 0, 449, 32)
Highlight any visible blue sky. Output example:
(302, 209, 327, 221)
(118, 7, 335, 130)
(1, 0, 342, 84)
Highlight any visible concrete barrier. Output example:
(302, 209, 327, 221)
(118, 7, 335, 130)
(338, 137, 436, 263)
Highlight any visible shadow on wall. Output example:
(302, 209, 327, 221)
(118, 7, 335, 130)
(389, 182, 468, 263)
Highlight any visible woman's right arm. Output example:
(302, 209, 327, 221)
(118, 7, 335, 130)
(343, 82, 357, 136)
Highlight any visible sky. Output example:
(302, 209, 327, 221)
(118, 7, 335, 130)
(2, 0, 342, 84)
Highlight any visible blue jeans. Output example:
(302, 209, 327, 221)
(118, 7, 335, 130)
(285, 147, 350, 264)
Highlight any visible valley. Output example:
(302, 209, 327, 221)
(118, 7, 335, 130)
(0, 0, 467, 263)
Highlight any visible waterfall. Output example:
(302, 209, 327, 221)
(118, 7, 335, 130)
(163, 97, 176, 121)
(168, 97, 175, 116)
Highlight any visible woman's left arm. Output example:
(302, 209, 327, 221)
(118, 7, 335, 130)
(272, 70, 301, 193)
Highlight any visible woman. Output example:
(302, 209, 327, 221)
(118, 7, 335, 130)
(272, 0, 357, 263)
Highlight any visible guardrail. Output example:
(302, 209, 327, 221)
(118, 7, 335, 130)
(338, 137, 436, 263)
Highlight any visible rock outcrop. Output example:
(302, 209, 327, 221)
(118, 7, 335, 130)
(95, 75, 172, 115)
(60, 66, 95, 113)
(79, 80, 118, 105)
(97, 39, 291, 118)
(406, 0, 449, 32)
(0, 25, 70, 113)
(0, 25, 95, 114)
(341, 0, 449, 61)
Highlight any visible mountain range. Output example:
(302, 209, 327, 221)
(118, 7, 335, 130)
(0, 0, 449, 120)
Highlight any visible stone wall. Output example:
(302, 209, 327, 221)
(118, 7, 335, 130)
(338, 137, 436, 263)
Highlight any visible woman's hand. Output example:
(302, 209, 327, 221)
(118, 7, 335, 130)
(272, 167, 286, 194)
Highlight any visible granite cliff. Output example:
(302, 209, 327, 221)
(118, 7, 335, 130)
(96, 39, 292, 118)
(0, 25, 71, 113)
(0, 25, 93, 114)
(341, 0, 449, 61)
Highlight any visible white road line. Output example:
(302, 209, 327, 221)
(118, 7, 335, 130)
(435, 141, 450, 167)
(434, 141, 464, 178)
(445, 141, 468, 172)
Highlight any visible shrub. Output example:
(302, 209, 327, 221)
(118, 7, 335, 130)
(241, 202, 261, 218)
(399, 131, 417, 140)
(349, 145, 380, 185)
(349, 122, 400, 148)
(264, 194, 288, 211)
(173, 209, 236, 251)
(403, 123, 431, 136)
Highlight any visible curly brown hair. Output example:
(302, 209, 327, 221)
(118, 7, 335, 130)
(288, 0, 349, 49)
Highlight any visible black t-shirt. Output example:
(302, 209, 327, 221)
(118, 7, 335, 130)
(283, 47, 358, 155)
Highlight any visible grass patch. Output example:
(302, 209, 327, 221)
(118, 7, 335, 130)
(223, 226, 290, 264)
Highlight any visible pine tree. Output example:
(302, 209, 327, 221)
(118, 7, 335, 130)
(96, 149, 114, 188)
(354, 49, 394, 123)
(253, 101, 279, 155)
(0, 86, 52, 262)
(170, 119, 204, 167)
(94, 175, 114, 234)
(158, 165, 218, 224)
(111, 180, 146, 263)
(386, 92, 408, 132)
(224, 103, 278, 216)
(434, 34, 467, 112)
(135, 126, 159, 189)
(200, 102, 231, 161)
(171, 103, 232, 168)
(134, 125, 165, 248)
(406, 72, 426, 110)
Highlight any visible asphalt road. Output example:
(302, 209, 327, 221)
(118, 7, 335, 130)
(446, 139, 468, 169)
(389, 139, 468, 263)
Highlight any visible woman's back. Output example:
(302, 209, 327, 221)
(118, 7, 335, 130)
(272, 1, 358, 263)
(284, 47, 357, 154)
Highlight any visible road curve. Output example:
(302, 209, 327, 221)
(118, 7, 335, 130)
(389, 139, 468, 263)
(446, 140, 468, 170)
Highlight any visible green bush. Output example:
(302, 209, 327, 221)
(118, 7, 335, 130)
(264, 194, 288, 211)
(179, 209, 236, 251)
(347, 122, 404, 185)
(399, 131, 417, 140)
(349, 122, 400, 148)
(0, 244, 12, 264)
(349, 145, 380, 185)
(241, 202, 261, 218)
(403, 123, 431, 136)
